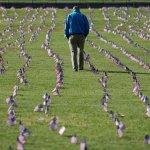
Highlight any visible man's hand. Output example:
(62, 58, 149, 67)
(64, 35, 69, 40)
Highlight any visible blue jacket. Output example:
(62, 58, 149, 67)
(64, 10, 89, 38)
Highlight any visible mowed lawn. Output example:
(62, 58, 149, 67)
(0, 6, 150, 150)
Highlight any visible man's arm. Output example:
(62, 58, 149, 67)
(84, 15, 90, 37)
(64, 16, 70, 39)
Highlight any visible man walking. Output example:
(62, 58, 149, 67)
(64, 6, 89, 71)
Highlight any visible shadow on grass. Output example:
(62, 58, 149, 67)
(75, 68, 150, 75)
(98, 70, 150, 75)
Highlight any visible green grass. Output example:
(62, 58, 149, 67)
(0, 7, 150, 150)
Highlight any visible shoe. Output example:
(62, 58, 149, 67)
(79, 68, 83, 70)
(73, 69, 78, 72)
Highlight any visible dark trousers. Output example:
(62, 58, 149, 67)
(68, 35, 85, 70)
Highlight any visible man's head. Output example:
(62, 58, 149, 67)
(73, 6, 80, 11)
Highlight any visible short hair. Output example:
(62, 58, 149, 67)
(73, 6, 80, 10)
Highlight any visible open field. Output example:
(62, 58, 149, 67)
(0, 6, 150, 150)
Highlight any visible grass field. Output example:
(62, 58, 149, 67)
(0, 6, 150, 150)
